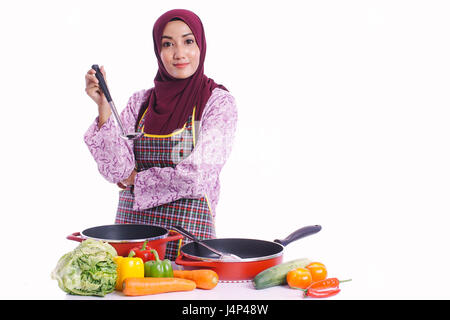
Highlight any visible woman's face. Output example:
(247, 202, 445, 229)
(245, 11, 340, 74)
(160, 20, 200, 79)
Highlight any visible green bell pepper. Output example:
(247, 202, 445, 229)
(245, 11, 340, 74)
(144, 249, 174, 277)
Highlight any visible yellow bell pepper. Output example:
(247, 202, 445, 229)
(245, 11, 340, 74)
(114, 256, 145, 291)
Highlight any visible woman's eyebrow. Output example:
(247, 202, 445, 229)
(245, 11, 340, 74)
(161, 33, 194, 40)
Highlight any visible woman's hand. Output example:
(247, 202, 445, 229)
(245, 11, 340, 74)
(85, 65, 112, 128)
(117, 169, 137, 189)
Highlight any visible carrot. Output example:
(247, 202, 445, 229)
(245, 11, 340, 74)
(173, 269, 219, 290)
(122, 277, 196, 296)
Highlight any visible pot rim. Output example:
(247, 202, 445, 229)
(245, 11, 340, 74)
(181, 251, 284, 263)
(79, 224, 169, 243)
(180, 239, 285, 262)
(79, 233, 168, 243)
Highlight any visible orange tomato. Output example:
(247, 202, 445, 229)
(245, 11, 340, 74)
(306, 262, 327, 282)
(286, 267, 312, 289)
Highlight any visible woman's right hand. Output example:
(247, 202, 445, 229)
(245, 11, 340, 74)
(85, 65, 112, 127)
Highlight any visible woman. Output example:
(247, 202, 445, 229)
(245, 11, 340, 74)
(84, 9, 237, 260)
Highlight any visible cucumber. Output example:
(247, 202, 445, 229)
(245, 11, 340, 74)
(252, 258, 311, 290)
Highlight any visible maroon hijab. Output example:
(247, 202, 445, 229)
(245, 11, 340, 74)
(142, 9, 227, 135)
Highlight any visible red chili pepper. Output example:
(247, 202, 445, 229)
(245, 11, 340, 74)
(296, 278, 351, 299)
(305, 287, 341, 298)
(128, 240, 156, 262)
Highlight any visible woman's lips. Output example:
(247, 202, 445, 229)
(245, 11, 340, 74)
(174, 63, 190, 68)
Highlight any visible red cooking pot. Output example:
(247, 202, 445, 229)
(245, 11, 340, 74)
(67, 224, 183, 258)
(173, 225, 321, 281)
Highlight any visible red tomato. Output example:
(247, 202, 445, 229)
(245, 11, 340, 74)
(286, 267, 312, 289)
(306, 262, 328, 282)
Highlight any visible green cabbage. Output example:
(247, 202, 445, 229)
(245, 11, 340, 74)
(51, 239, 118, 297)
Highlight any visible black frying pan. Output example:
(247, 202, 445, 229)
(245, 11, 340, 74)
(174, 225, 321, 281)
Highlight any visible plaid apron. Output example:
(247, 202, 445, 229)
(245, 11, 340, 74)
(115, 107, 215, 261)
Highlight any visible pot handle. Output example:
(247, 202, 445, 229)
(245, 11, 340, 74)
(66, 232, 83, 242)
(166, 230, 184, 242)
(149, 230, 183, 245)
(273, 225, 322, 247)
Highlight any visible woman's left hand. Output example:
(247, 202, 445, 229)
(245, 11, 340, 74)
(117, 170, 137, 189)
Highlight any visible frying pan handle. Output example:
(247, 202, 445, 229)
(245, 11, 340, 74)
(273, 225, 322, 247)
(66, 232, 83, 242)
(92, 64, 112, 102)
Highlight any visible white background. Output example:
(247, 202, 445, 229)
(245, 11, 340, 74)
(0, 0, 449, 300)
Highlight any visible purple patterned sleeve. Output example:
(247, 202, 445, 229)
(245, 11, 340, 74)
(133, 88, 238, 216)
(84, 89, 149, 183)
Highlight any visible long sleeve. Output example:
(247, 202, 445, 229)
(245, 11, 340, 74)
(133, 88, 238, 215)
(84, 89, 149, 183)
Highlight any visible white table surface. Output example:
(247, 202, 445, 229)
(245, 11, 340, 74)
(64, 280, 313, 301)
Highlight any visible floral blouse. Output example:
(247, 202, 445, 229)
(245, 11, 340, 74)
(84, 88, 237, 217)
